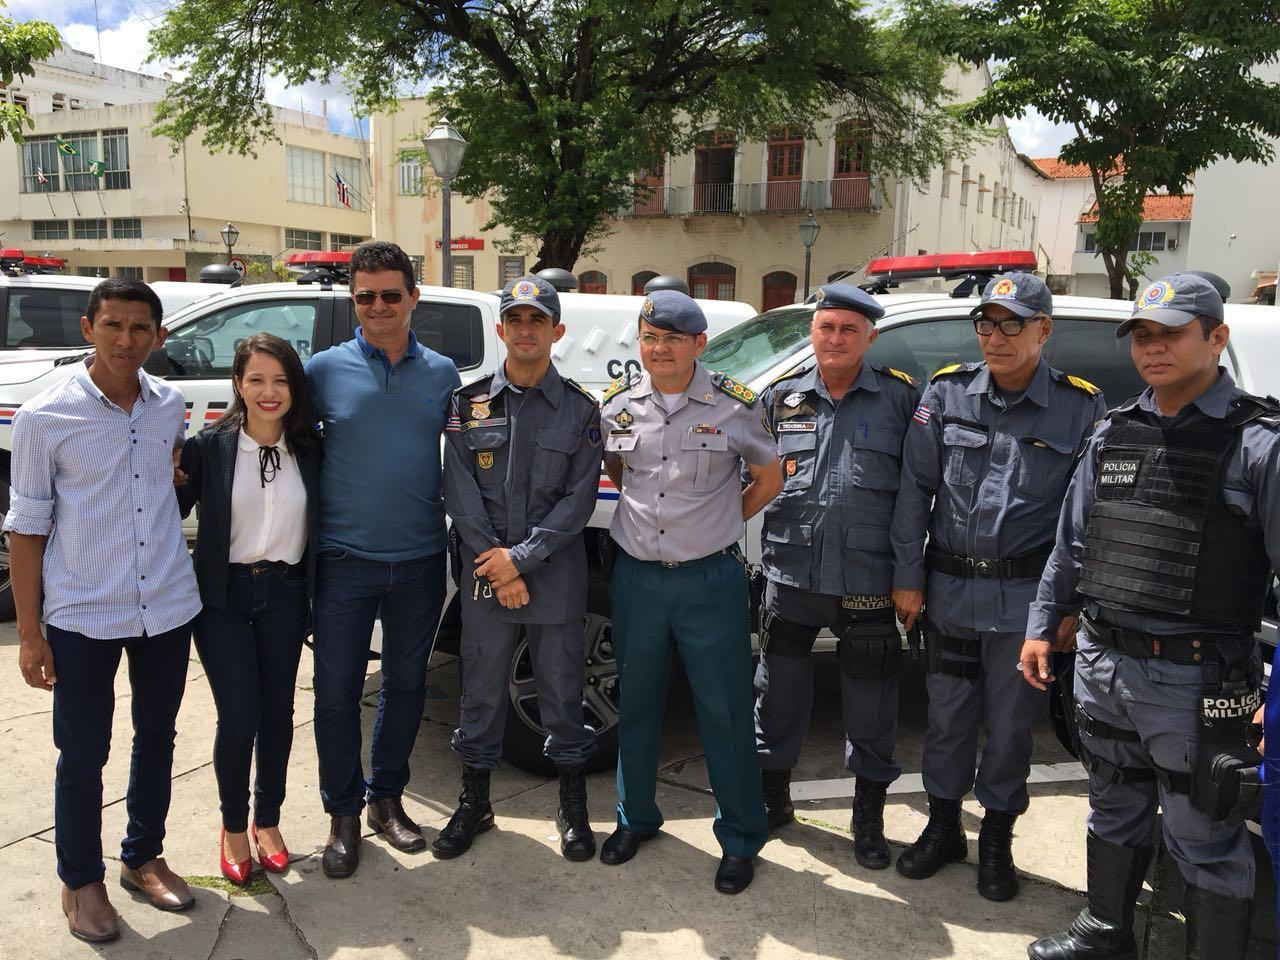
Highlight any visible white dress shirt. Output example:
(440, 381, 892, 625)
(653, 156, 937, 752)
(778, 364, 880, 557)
(229, 428, 307, 565)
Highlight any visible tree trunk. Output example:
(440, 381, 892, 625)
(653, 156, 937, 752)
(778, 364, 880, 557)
(1105, 254, 1127, 300)
(533, 229, 587, 273)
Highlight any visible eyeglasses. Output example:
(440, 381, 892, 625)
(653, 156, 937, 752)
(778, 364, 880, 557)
(973, 315, 1042, 337)
(353, 290, 406, 306)
(638, 332, 691, 347)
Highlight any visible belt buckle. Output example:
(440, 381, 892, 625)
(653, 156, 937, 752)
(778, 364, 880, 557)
(662, 561, 678, 569)
(972, 558, 994, 578)
(251, 564, 265, 576)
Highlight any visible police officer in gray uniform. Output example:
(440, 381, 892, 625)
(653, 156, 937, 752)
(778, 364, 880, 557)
(753, 283, 919, 870)
(439, 276, 603, 862)
(1024, 274, 1278, 960)
(892, 273, 1106, 900)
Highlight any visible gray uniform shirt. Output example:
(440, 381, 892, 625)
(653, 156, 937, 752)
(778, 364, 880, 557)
(603, 362, 777, 563)
(893, 358, 1106, 637)
(760, 361, 919, 597)
(443, 362, 603, 624)
(1028, 369, 1280, 644)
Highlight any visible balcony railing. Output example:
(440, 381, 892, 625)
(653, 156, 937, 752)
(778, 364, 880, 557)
(619, 176, 876, 218)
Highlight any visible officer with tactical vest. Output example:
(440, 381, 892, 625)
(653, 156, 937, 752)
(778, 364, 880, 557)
(439, 276, 603, 862)
(1024, 273, 1278, 960)
(753, 283, 919, 869)
(892, 273, 1106, 900)
(599, 290, 783, 894)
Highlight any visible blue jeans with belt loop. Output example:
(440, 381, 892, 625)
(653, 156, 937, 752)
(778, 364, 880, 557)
(193, 561, 308, 833)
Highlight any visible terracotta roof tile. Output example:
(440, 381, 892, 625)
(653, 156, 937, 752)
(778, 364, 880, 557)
(1079, 194, 1193, 223)
(1031, 157, 1094, 179)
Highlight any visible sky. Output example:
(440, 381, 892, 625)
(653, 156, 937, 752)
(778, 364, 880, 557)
(10, 0, 1077, 156)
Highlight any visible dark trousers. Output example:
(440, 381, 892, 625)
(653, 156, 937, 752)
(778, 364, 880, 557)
(193, 564, 308, 832)
(48, 621, 192, 890)
(312, 549, 446, 816)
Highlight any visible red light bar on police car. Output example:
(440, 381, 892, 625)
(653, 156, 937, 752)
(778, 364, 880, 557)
(24, 255, 65, 271)
(0, 248, 27, 267)
(284, 251, 353, 274)
(865, 250, 1037, 280)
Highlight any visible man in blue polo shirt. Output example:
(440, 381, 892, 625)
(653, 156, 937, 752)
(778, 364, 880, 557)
(306, 240, 460, 878)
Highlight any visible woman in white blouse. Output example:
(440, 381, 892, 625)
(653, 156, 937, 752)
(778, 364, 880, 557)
(178, 333, 320, 884)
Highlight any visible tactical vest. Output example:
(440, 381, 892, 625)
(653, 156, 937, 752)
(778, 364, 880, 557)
(1078, 397, 1277, 631)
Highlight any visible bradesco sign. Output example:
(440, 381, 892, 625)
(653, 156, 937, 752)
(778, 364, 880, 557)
(434, 237, 485, 251)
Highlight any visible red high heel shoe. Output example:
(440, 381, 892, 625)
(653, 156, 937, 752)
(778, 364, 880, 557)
(220, 827, 253, 885)
(251, 823, 290, 874)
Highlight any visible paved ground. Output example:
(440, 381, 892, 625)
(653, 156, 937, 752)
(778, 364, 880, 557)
(0, 621, 1273, 959)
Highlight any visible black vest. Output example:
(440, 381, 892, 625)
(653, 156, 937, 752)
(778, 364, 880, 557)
(1078, 396, 1278, 631)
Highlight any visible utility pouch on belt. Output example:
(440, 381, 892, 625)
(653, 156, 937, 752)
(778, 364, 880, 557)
(448, 526, 463, 588)
(837, 614, 901, 680)
(1190, 679, 1263, 825)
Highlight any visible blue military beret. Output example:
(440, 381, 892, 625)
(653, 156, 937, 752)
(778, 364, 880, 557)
(639, 289, 707, 334)
(500, 275, 560, 319)
(814, 283, 885, 322)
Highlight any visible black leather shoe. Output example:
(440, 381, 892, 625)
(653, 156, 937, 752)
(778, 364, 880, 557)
(714, 854, 754, 894)
(432, 766, 494, 860)
(367, 796, 426, 853)
(851, 777, 891, 870)
(321, 815, 361, 879)
(977, 809, 1019, 901)
(896, 795, 967, 879)
(599, 828, 652, 865)
(762, 769, 795, 832)
(555, 765, 596, 862)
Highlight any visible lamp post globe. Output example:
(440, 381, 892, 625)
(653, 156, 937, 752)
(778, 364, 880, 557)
(423, 118, 469, 287)
(799, 214, 821, 299)
(219, 222, 239, 263)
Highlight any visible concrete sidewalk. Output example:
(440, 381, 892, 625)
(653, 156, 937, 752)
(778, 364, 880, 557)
(0, 623, 1273, 959)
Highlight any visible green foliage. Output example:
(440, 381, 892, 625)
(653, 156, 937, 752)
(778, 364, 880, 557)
(0, 13, 60, 143)
(904, 0, 1280, 298)
(149, 0, 972, 269)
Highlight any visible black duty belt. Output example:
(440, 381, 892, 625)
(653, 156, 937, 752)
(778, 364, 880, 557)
(229, 560, 303, 577)
(1080, 617, 1226, 665)
(925, 542, 1053, 580)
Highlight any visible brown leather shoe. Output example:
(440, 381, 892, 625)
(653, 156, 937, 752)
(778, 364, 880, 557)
(120, 857, 195, 911)
(61, 882, 120, 943)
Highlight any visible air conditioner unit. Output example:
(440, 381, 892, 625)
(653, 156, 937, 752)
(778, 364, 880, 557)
(1167, 237, 1178, 251)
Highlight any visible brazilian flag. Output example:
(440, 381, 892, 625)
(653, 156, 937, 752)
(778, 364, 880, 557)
(56, 136, 78, 157)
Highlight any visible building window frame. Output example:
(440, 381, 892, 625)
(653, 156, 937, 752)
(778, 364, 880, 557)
(112, 217, 142, 239)
(499, 256, 526, 287)
(451, 255, 475, 290)
(73, 218, 108, 240)
(398, 156, 423, 196)
(101, 128, 130, 190)
(285, 145, 325, 206)
(33, 219, 69, 240)
(283, 227, 323, 251)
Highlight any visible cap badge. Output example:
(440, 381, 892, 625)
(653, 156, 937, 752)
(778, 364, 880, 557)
(616, 408, 634, 429)
(784, 392, 805, 408)
(814, 288, 826, 304)
(992, 278, 1017, 298)
(1139, 280, 1176, 308)
(641, 297, 654, 318)
(513, 279, 539, 299)
(477, 451, 494, 470)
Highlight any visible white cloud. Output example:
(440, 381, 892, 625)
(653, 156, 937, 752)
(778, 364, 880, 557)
(61, 15, 172, 78)
(1006, 111, 1075, 157)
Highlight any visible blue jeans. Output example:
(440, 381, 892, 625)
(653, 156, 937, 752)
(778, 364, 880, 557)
(193, 563, 308, 832)
(48, 621, 192, 890)
(312, 549, 446, 816)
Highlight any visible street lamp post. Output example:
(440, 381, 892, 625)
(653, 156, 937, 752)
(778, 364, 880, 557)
(422, 118, 468, 287)
(799, 213, 821, 299)
(219, 222, 239, 263)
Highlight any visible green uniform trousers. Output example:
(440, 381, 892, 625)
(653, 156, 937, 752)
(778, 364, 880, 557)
(611, 548, 768, 858)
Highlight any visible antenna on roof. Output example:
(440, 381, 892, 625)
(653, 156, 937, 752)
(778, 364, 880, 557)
(94, 0, 103, 64)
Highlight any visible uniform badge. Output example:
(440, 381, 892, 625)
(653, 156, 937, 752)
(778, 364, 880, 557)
(616, 409, 634, 429)
(776, 420, 816, 432)
(641, 297, 655, 319)
(1138, 280, 1176, 309)
(477, 451, 494, 470)
(841, 594, 893, 611)
(692, 424, 721, 434)
(785, 457, 797, 477)
(470, 393, 489, 403)
(586, 426, 602, 447)
(814, 288, 826, 304)
(992, 278, 1017, 299)
(513, 279, 539, 299)
(911, 402, 931, 427)
(471, 401, 491, 420)
(784, 392, 805, 408)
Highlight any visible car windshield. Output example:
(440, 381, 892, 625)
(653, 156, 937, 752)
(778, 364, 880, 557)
(701, 306, 813, 384)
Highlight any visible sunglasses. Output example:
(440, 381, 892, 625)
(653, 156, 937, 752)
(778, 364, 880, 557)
(353, 290, 406, 305)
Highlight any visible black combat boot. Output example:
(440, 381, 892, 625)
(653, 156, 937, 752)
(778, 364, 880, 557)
(431, 766, 494, 859)
(976, 809, 1019, 901)
(1028, 832, 1153, 960)
(1185, 884, 1252, 960)
(555, 765, 596, 862)
(896, 795, 967, 879)
(762, 769, 795, 831)
(850, 777, 891, 870)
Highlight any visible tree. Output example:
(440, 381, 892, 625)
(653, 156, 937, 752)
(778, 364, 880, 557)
(149, 0, 972, 270)
(0, 13, 60, 143)
(904, 0, 1280, 299)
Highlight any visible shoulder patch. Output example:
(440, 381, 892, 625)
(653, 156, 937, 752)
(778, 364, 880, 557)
(931, 363, 966, 381)
(881, 365, 916, 388)
(456, 375, 495, 398)
(562, 376, 597, 405)
(711, 371, 758, 407)
(601, 375, 632, 405)
(1064, 374, 1101, 396)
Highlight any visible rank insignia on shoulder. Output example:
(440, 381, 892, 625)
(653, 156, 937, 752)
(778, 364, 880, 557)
(602, 376, 632, 404)
(1065, 374, 1101, 396)
(477, 451, 494, 470)
(564, 377, 596, 404)
(883, 366, 916, 387)
(616, 408, 634, 429)
(712, 373, 757, 407)
(931, 363, 965, 381)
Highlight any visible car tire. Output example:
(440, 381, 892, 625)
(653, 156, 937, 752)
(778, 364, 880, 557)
(0, 461, 14, 622)
(501, 583, 620, 777)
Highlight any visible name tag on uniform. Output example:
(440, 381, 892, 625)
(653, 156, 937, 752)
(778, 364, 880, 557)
(692, 424, 722, 435)
(463, 417, 508, 430)
(777, 420, 817, 433)
(1099, 456, 1140, 486)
